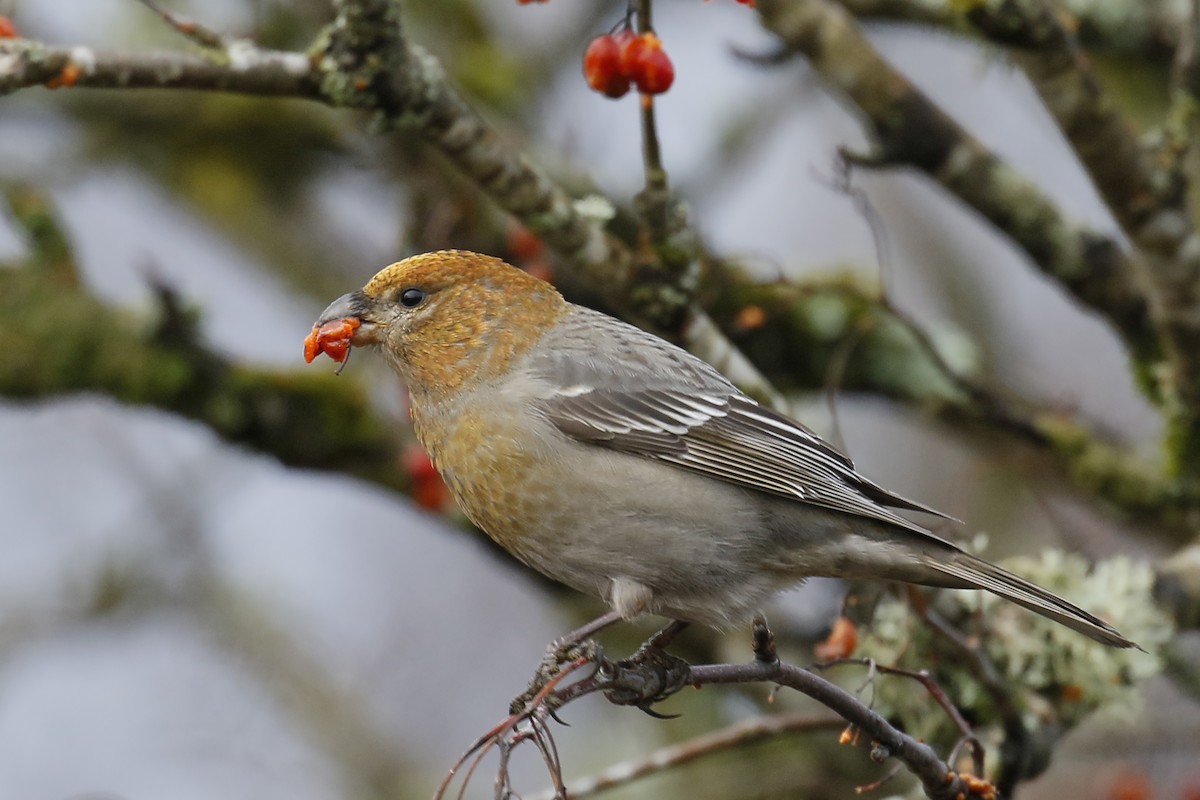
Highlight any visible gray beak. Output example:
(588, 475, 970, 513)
(317, 290, 371, 326)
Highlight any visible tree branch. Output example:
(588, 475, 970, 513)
(951, 0, 1200, 474)
(702, 260, 1192, 541)
(0, 37, 316, 96)
(838, 0, 1187, 60)
(451, 647, 996, 800)
(315, 0, 785, 406)
(753, 0, 1158, 366)
(0, 1, 786, 408)
(527, 712, 843, 800)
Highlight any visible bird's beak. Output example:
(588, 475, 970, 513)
(316, 290, 381, 345)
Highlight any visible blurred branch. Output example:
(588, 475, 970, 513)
(318, 0, 786, 407)
(527, 711, 843, 800)
(839, 0, 1187, 59)
(625, 0, 711, 383)
(950, 0, 1200, 476)
(0, 183, 400, 487)
(753, 0, 1158, 369)
(702, 260, 1192, 541)
(757, 0, 1200, 478)
(136, 0, 227, 49)
(0, 0, 786, 408)
(1165, 0, 1200, 170)
(953, 1, 1162, 237)
(0, 36, 316, 96)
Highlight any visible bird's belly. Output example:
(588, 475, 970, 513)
(426, 410, 790, 627)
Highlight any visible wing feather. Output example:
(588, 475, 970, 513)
(531, 307, 955, 537)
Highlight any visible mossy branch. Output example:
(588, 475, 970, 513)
(702, 259, 1194, 541)
(0, 184, 400, 488)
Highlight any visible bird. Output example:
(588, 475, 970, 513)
(306, 249, 1134, 649)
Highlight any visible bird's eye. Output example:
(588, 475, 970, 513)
(399, 288, 426, 308)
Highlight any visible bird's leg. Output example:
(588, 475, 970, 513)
(641, 619, 690, 652)
(553, 609, 625, 652)
(510, 610, 624, 714)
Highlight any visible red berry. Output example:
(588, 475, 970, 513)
(0, 16, 16, 39)
(617, 31, 652, 80)
(633, 43, 674, 94)
(507, 224, 545, 261)
(583, 34, 630, 99)
(402, 444, 440, 483)
(620, 33, 674, 95)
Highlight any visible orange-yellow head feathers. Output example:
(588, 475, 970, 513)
(315, 250, 567, 404)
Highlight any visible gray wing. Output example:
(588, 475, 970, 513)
(532, 307, 955, 537)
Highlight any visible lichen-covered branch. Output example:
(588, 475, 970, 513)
(490, 643, 995, 800)
(0, 37, 317, 96)
(313, 0, 786, 405)
(0, 2, 783, 407)
(687, 660, 993, 800)
(0, 184, 399, 487)
(947, 0, 1200, 476)
(954, 1, 1163, 238)
(754, 0, 1158, 369)
(527, 712, 843, 800)
(838, 0, 1187, 59)
(702, 260, 1193, 540)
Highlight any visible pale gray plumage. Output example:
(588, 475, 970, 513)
(530, 306, 1134, 649)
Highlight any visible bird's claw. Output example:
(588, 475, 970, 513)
(510, 639, 603, 714)
(597, 644, 692, 709)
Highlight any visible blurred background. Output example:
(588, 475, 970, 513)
(0, 0, 1196, 798)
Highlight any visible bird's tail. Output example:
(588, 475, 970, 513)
(923, 550, 1137, 649)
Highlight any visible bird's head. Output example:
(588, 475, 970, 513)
(310, 250, 567, 404)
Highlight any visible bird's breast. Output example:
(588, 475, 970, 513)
(412, 398, 551, 558)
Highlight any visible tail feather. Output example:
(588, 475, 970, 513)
(928, 551, 1137, 649)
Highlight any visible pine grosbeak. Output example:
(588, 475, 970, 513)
(307, 250, 1132, 648)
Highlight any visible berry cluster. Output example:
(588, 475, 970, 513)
(583, 29, 674, 99)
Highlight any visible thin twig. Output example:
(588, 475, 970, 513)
(690, 660, 995, 800)
(527, 712, 843, 800)
(812, 656, 982, 776)
(137, 0, 225, 49)
(912, 598, 1034, 797)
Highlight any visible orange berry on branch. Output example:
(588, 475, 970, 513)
(0, 16, 17, 38)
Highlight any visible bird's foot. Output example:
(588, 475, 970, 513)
(510, 638, 603, 715)
(597, 637, 693, 714)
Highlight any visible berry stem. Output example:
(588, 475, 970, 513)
(634, 0, 668, 194)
